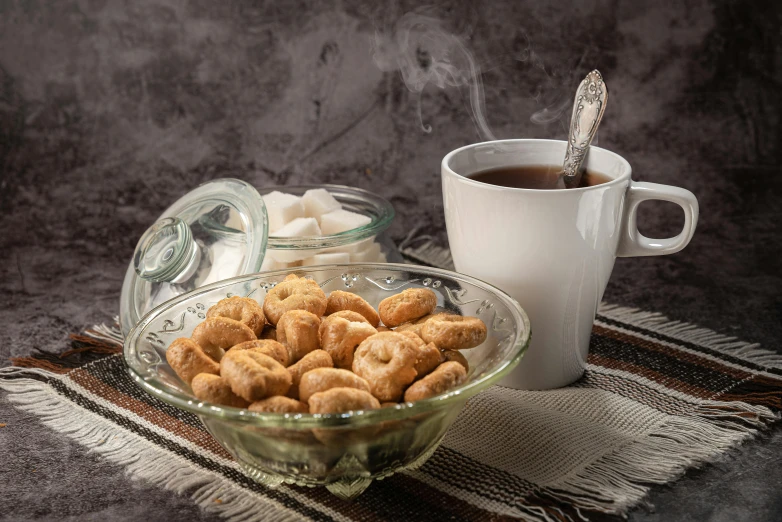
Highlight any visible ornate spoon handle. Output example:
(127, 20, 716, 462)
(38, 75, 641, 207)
(561, 70, 608, 188)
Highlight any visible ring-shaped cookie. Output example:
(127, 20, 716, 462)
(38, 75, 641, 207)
(325, 291, 380, 327)
(396, 331, 442, 377)
(319, 314, 377, 369)
(229, 339, 290, 367)
(220, 350, 292, 402)
(415, 342, 444, 378)
(286, 350, 334, 400)
(327, 310, 370, 324)
(298, 368, 371, 403)
(166, 337, 220, 385)
(191, 317, 256, 362)
(249, 396, 308, 414)
(441, 349, 469, 372)
(352, 332, 419, 402)
(394, 314, 435, 336)
(206, 296, 265, 336)
(276, 310, 321, 364)
(403, 361, 467, 402)
(378, 288, 437, 327)
(420, 313, 487, 350)
(307, 387, 380, 414)
(191, 373, 249, 408)
(309, 388, 382, 445)
(263, 276, 327, 325)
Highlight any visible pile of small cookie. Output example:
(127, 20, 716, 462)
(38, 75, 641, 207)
(166, 274, 487, 415)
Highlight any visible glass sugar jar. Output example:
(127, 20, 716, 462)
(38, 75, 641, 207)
(119, 180, 397, 337)
(259, 184, 396, 270)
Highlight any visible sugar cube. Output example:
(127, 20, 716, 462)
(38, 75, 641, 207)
(267, 247, 320, 264)
(302, 188, 341, 220)
(302, 252, 351, 266)
(350, 241, 382, 262)
(266, 217, 323, 263)
(320, 209, 371, 235)
(273, 217, 322, 238)
(260, 255, 284, 272)
(263, 191, 304, 233)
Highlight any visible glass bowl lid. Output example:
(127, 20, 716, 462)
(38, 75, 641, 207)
(119, 178, 268, 337)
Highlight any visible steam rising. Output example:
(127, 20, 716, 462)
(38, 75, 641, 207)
(529, 48, 593, 129)
(530, 97, 571, 125)
(373, 11, 588, 137)
(372, 13, 496, 140)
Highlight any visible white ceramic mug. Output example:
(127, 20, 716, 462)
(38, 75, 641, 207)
(442, 139, 698, 390)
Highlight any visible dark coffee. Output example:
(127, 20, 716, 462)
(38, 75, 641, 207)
(468, 165, 611, 190)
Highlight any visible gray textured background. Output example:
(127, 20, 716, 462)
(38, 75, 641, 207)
(1, 0, 781, 520)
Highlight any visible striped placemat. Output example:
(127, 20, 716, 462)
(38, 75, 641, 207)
(2, 303, 781, 521)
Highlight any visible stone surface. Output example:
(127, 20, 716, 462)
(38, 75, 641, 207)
(1, 0, 780, 520)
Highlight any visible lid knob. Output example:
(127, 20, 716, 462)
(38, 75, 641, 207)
(133, 217, 199, 283)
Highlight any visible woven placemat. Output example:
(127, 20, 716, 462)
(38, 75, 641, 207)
(2, 302, 781, 521)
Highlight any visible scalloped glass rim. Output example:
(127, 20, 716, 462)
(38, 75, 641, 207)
(124, 263, 531, 429)
(261, 184, 395, 249)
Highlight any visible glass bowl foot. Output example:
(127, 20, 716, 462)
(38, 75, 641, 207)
(238, 462, 284, 489)
(325, 476, 373, 500)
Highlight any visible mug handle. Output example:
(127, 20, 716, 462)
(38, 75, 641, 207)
(617, 182, 699, 257)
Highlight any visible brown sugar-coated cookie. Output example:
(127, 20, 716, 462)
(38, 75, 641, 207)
(276, 310, 321, 364)
(404, 361, 467, 402)
(420, 313, 487, 350)
(191, 373, 249, 408)
(166, 337, 220, 385)
(286, 349, 334, 400)
(248, 396, 308, 414)
(220, 349, 292, 402)
(229, 339, 290, 367)
(352, 332, 419, 402)
(298, 368, 371, 404)
(319, 314, 377, 370)
(414, 342, 444, 378)
(327, 309, 371, 324)
(394, 314, 435, 336)
(378, 288, 437, 328)
(263, 276, 327, 325)
(325, 291, 380, 327)
(191, 317, 256, 362)
(206, 296, 266, 337)
(441, 349, 469, 372)
(396, 331, 442, 378)
(308, 387, 380, 414)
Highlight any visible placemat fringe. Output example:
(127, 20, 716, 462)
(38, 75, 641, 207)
(85, 317, 124, 347)
(539, 399, 779, 514)
(8, 327, 123, 373)
(8, 355, 74, 374)
(598, 304, 782, 369)
(0, 366, 62, 380)
(0, 370, 309, 522)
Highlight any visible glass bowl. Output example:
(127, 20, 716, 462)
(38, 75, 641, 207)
(259, 184, 398, 267)
(124, 264, 531, 500)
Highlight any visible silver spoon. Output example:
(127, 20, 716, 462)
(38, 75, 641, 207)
(559, 70, 608, 189)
